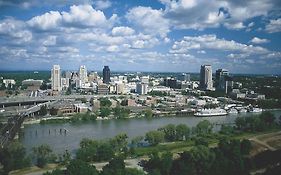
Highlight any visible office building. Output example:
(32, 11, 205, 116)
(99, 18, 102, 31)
(141, 76, 149, 84)
(61, 78, 69, 90)
(164, 77, 178, 89)
(103, 66, 110, 84)
(79, 65, 88, 84)
(97, 84, 109, 94)
(3, 79, 16, 88)
(200, 65, 213, 90)
(88, 72, 99, 82)
(22, 79, 43, 87)
(215, 69, 233, 93)
(51, 65, 61, 91)
(136, 83, 148, 95)
(181, 73, 190, 81)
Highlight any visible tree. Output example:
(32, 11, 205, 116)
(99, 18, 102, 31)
(190, 145, 216, 175)
(0, 82, 6, 90)
(110, 133, 128, 152)
(43, 169, 64, 175)
(76, 139, 99, 162)
(39, 105, 47, 116)
(260, 111, 275, 127)
(240, 139, 251, 155)
(59, 150, 71, 165)
(96, 142, 114, 161)
(49, 107, 58, 116)
(100, 107, 111, 117)
(158, 124, 177, 142)
(100, 98, 112, 107)
(144, 109, 153, 118)
(160, 152, 173, 175)
(145, 130, 165, 146)
(176, 124, 190, 141)
(101, 156, 126, 175)
(144, 152, 173, 175)
(131, 136, 144, 147)
(114, 107, 130, 119)
(40, 82, 48, 90)
(67, 159, 98, 175)
(235, 117, 246, 130)
(220, 124, 234, 135)
(66, 87, 71, 95)
(195, 120, 213, 136)
(32, 144, 56, 168)
(0, 141, 31, 173)
(125, 168, 146, 175)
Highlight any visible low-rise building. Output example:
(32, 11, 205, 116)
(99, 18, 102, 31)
(3, 79, 16, 88)
(74, 103, 89, 113)
(97, 84, 109, 95)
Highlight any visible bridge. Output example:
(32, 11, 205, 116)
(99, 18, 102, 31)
(0, 101, 55, 148)
(0, 94, 124, 108)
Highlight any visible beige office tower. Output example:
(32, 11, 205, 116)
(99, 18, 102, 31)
(79, 65, 88, 84)
(200, 65, 213, 90)
(51, 65, 62, 91)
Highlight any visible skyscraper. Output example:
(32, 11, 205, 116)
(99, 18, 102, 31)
(79, 65, 88, 84)
(215, 69, 233, 93)
(215, 69, 229, 89)
(103, 66, 110, 84)
(200, 65, 213, 90)
(51, 65, 61, 91)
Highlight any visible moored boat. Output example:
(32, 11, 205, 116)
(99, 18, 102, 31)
(194, 108, 227, 117)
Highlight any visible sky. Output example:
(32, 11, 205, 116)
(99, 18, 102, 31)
(0, 0, 281, 74)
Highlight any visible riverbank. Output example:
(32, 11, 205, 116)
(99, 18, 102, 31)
(11, 129, 281, 175)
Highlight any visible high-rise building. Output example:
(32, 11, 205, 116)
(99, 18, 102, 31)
(103, 66, 110, 84)
(164, 77, 178, 89)
(136, 83, 148, 95)
(141, 76, 149, 84)
(51, 65, 61, 91)
(61, 78, 69, 90)
(200, 65, 213, 90)
(79, 65, 88, 84)
(215, 69, 233, 93)
(65, 71, 72, 79)
(88, 72, 99, 82)
(181, 73, 190, 82)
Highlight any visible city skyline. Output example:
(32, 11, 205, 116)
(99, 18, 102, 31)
(0, 0, 281, 74)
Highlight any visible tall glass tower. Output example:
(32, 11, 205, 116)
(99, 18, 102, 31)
(103, 66, 110, 84)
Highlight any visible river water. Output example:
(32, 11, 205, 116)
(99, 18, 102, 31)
(19, 110, 281, 154)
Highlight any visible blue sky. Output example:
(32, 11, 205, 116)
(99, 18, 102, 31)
(0, 0, 281, 74)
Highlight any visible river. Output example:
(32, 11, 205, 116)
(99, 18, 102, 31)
(19, 110, 281, 154)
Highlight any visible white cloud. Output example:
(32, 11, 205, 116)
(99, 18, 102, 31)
(126, 6, 170, 37)
(158, 0, 278, 30)
(170, 35, 269, 55)
(28, 11, 62, 30)
(224, 22, 245, 30)
(265, 18, 281, 33)
(93, 0, 112, 10)
(112, 26, 135, 36)
(62, 4, 116, 28)
(132, 40, 145, 49)
(250, 37, 270, 44)
(106, 45, 119, 52)
(43, 36, 57, 46)
(0, 18, 32, 44)
(28, 5, 117, 30)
